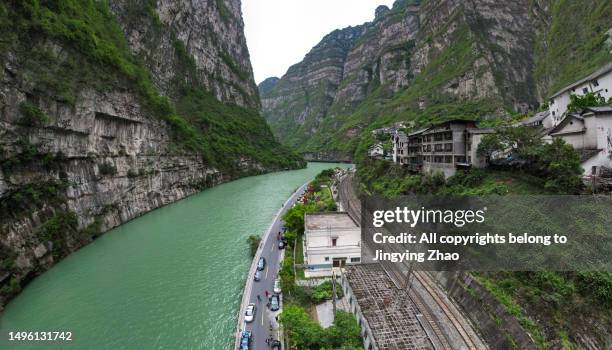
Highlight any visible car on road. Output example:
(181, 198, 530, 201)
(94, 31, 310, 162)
(257, 257, 266, 271)
(278, 240, 284, 249)
(239, 330, 252, 350)
(273, 278, 281, 295)
(271, 340, 281, 350)
(254, 270, 261, 282)
(269, 294, 280, 311)
(244, 303, 256, 323)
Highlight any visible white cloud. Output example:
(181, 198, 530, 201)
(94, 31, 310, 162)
(242, 0, 396, 84)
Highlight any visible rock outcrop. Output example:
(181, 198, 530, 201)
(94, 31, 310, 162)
(260, 0, 611, 155)
(0, 0, 302, 307)
(260, 25, 366, 149)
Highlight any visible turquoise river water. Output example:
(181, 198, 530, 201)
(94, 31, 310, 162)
(0, 162, 349, 350)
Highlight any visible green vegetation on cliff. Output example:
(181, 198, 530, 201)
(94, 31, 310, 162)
(1, 0, 302, 174)
(534, 0, 612, 96)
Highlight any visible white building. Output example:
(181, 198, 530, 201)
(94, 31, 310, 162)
(465, 128, 496, 168)
(303, 212, 361, 277)
(518, 110, 555, 129)
(549, 106, 612, 176)
(392, 130, 408, 164)
(368, 143, 384, 159)
(548, 62, 612, 125)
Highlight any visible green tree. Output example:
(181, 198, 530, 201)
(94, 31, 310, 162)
(323, 311, 364, 350)
(477, 133, 504, 159)
(538, 138, 583, 193)
(567, 92, 610, 113)
(280, 304, 324, 349)
(282, 203, 316, 235)
(246, 235, 260, 257)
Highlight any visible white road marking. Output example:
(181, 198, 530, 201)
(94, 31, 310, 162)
(261, 307, 265, 326)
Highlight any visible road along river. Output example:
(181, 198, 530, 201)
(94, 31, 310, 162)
(0, 162, 350, 350)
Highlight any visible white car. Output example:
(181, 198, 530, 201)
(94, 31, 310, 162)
(273, 278, 281, 295)
(244, 303, 256, 323)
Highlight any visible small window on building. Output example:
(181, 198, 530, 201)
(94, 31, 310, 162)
(351, 257, 361, 263)
(592, 166, 597, 175)
(552, 111, 556, 116)
(332, 238, 337, 247)
(582, 87, 589, 94)
(593, 79, 599, 87)
(324, 257, 330, 262)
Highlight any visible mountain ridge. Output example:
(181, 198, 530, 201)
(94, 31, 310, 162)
(260, 0, 612, 157)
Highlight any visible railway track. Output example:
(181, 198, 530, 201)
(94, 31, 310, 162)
(339, 173, 482, 350)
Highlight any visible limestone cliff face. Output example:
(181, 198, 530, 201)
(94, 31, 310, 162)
(260, 25, 366, 149)
(110, 0, 260, 109)
(0, 0, 301, 308)
(331, 3, 420, 114)
(261, 0, 606, 154)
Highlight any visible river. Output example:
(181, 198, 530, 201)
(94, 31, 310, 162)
(0, 162, 350, 350)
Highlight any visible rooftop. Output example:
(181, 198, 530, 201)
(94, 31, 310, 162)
(519, 111, 550, 125)
(584, 106, 612, 114)
(466, 127, 495, 134)
(304, 212, 358, 231)
(550, 61, 612, 99)
(344, 264, 433, 350)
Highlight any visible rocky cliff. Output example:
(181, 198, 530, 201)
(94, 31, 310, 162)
(260, 25, 367, 150)
(260, 0, 612, 155)
(0, 0, 302, 308)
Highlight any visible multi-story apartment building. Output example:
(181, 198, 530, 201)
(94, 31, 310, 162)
(392, 120, 493, 177)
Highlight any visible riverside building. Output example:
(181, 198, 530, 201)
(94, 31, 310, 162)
(303, 212, 361, 277)
(393, 120, 494, 177)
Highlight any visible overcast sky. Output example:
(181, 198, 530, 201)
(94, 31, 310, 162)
(242, 0, 396, 84)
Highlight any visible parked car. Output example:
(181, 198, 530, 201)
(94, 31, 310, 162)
(257, 257, 266, 271)
(271, 340, 281, 350)
(244, 303, 256, 323)
(273, 278, 281, 295)
(254, 270, 261, 282)
(269, 294, 280, 311)
(278, 240, 284, 249)
(239, 330, 252, 350)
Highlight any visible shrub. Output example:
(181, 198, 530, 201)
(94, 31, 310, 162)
(246, 234, 261, 257)
(567, 92, 609, 113)
(98, 162, 117, 176)
(538, 138, 583, 194)
(19, 101, 49, 126)
(311, 280, 344, 304)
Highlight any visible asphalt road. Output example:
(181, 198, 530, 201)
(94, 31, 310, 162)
(238, 184, 307, 349)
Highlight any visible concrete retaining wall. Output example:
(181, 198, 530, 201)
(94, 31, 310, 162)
(430, 272, 537, 350)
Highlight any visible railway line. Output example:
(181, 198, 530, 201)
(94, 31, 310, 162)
(338, 172, 484, 350)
